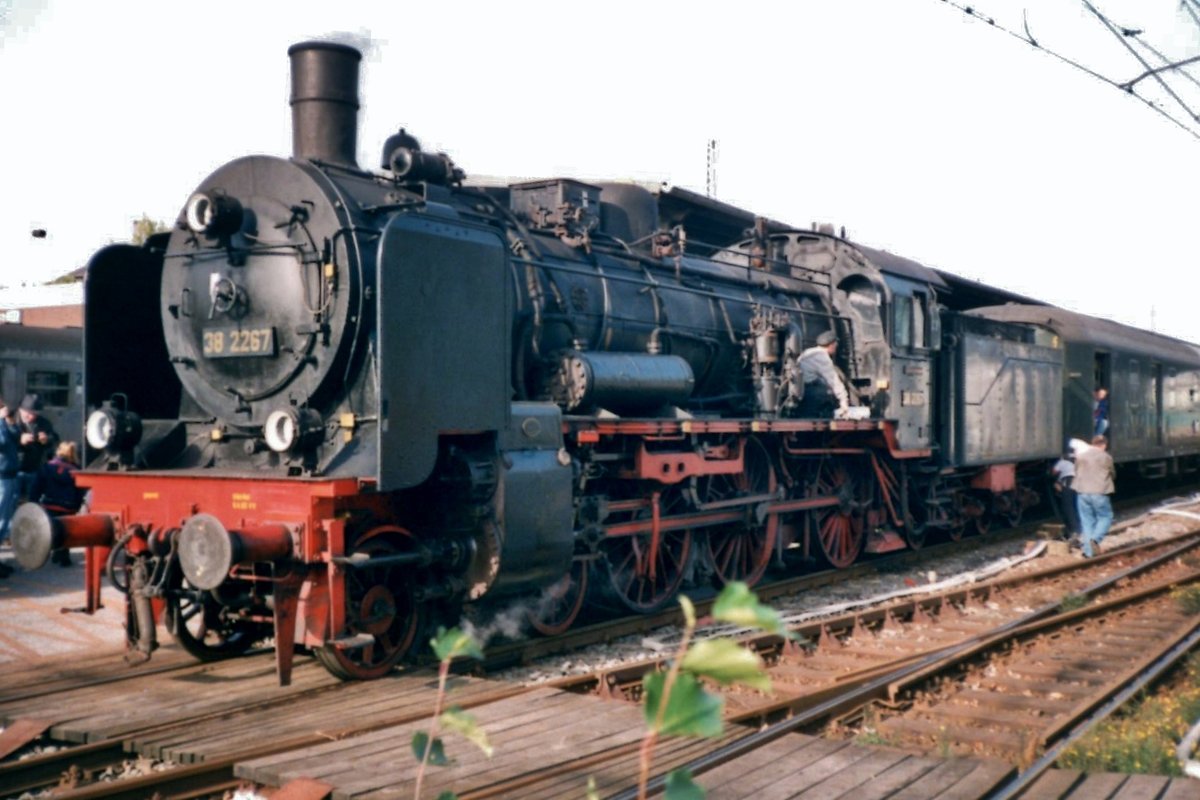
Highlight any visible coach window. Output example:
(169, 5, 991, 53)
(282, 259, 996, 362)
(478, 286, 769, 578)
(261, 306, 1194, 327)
(893, 295, 913, 349)
(26, 370, 70, 407)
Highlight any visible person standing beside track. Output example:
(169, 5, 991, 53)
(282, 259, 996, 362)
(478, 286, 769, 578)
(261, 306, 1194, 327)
(1073, 434, 1115, 558)
(0, 399, 20, 578)
(16, 393, 57, 503)
(1051, 442, 1081, 542)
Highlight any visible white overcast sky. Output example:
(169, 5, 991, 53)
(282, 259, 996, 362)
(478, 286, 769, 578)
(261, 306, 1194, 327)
(2, 0, 1198, 339)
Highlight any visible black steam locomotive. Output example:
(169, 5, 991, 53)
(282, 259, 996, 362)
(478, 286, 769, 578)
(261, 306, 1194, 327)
(14, 41, 1200, 683)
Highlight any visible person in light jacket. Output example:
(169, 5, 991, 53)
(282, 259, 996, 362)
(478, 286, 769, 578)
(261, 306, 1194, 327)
(796, 330, 849, 419)
(1073, 435, 1115, 558)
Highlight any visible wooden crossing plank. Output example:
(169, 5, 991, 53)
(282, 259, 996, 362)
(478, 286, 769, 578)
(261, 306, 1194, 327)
(1018, 768, 1083, 799)
(843, 755, 943, 800)
(239, 689, 574, 786)
(0, 717, 52, 759)
(0, 645, 201, 705)
(788, 748, 912, 799)
(0, 655, 267, 723)
(691, 738, 850, 799)
(0, 654, 339, 745)
(380, 701, 641, 794)
(343, 695, 649, 799)
(695, 734, 822, 795)
(143, 687, 414, 761)
(235, 688, 592, 791)
(1108, 774, 1170, 800)
(1065, 772, 1126, 798)
(931, 759, 1013, 798)
(58, 663, 337, 743)
(1157, 777, 1200, 800)
(749, 741, 877, 800)
(266, 777, 335, 800)
(886, 758, 985, 800)
(139, 672, 513, 764)
(514, 732, 739, 800)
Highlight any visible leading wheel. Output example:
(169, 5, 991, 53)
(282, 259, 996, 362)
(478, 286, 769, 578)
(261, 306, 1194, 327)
(166, 575, 265, 662)
(315, 535, 421, 680)
(696, 437, 778, 588)
(528, 557, 588, 636)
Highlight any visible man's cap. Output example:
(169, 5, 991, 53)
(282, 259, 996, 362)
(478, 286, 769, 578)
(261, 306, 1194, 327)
(20, 394, 42, 412)
(816, 330, 837, 347)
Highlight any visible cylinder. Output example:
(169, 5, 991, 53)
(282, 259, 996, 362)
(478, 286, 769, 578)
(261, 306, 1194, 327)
(288, 40, 361, 167)
(10, 504, 115, 569)
(549, 352, 694, 413)
(178, 513, 293, 590)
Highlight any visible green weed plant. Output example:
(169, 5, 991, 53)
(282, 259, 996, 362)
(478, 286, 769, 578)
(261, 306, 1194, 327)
(1058, 654, 1200, 775)
(1058, 592, 1088, 613)
(411, 627, 491, 800)
(1171, 585, 1200, 616)
(634, 581, 790, 800)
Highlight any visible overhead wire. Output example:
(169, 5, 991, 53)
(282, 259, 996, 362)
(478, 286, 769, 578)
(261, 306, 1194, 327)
(1082, 0, 1199, 121)
(936, 0, 1200, 141)
(1132, 38, 1200, 94)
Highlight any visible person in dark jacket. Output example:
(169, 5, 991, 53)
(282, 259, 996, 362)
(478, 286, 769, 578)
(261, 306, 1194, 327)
(17, 393, 58, 503)
(31, 441, 85, 566)
(1093, 388, 1110, 437)
(0, 398, 21, 578)
(1050, 443, 1081, 542)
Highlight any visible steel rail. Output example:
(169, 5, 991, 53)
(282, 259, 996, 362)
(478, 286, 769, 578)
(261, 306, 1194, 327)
(606, 532, 1200, 800)
(989, 628, 1200, 798)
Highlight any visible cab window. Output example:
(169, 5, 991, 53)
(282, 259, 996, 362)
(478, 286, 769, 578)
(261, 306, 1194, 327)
(893, 296, 912, 348)
(912, 292, 927, 348)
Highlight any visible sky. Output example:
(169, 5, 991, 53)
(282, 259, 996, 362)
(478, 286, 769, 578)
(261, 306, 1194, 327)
(2, 0, 1198, 339)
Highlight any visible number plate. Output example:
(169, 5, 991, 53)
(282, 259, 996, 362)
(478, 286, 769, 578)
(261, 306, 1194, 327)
(202, 326, 276, 358)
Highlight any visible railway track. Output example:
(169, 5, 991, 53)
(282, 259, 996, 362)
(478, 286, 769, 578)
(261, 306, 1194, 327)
(610, 535, 1200, 799)
(482, 488, 1185, 671)
(551, 528, 1200, 701)
(1, 499, 1196, 799)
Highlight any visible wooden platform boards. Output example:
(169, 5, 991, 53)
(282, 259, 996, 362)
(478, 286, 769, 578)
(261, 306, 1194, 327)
(237, 687, 1020, 800)
(5, 647, 1198, 798)
(0, 647, 518, 768)
(0, 642, 198, 706)
(1020, 769, 1200, 799)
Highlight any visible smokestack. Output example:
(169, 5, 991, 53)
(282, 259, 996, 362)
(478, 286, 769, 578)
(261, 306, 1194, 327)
(288, 41, 361, 167)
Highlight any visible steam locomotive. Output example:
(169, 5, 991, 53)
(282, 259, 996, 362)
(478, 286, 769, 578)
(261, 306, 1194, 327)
(13, 41, 1200, 684)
